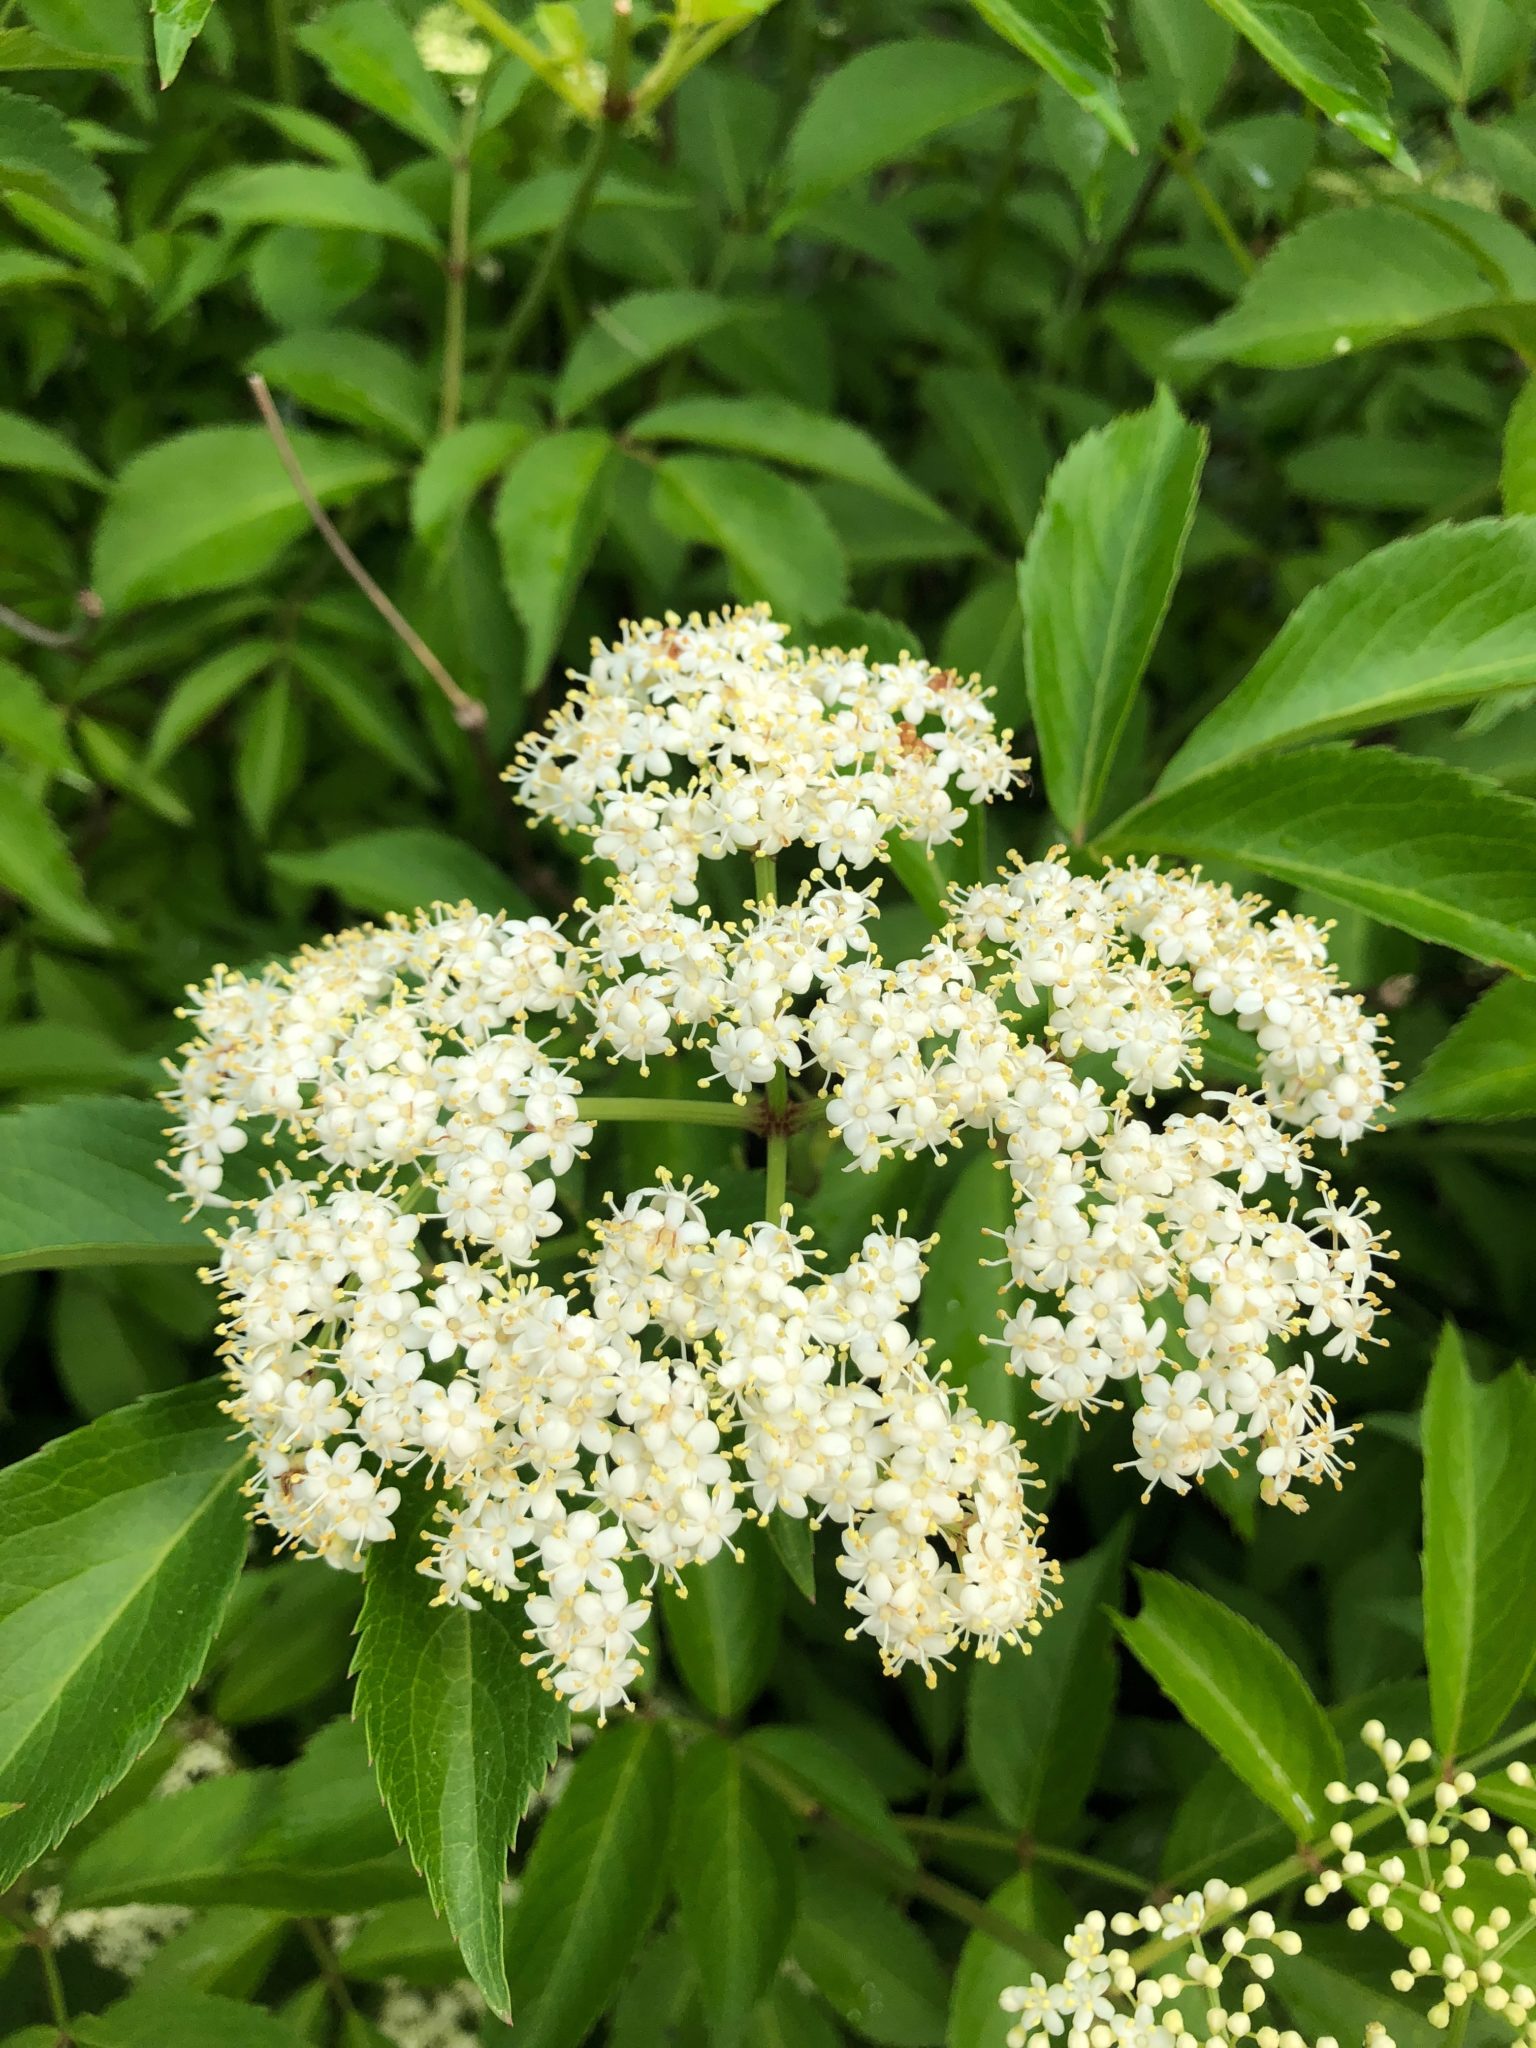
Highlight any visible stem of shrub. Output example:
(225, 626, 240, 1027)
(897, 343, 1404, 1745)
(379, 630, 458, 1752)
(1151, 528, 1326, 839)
(440, 94, 481, 437)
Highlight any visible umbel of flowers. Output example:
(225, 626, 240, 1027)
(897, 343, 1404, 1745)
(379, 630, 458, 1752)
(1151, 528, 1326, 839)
(163, 608, 1391, 1718)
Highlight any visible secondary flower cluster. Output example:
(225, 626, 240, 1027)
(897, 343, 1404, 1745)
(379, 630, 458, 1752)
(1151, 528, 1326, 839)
(508, 605, 1021, 896)
(163, 605, 1389, 1711)
(1000, 1728, 1536, 2044)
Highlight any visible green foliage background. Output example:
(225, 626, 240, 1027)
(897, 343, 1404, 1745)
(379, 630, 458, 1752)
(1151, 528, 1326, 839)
(4, 0, 1536, 2041)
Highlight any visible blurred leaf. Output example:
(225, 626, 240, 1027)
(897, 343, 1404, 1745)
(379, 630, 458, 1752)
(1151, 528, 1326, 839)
(0, 1380, 247, 1889)
(93, 426, 395, 612)
(1162, 520, 1536, 789)
(268, 827, 529, 915)
(946, 1870, 1068, 2048)
(146, 641, 277, 769)
(0, 1096, 206, 1273)
(0, 85, 112, 222)
(503, 1719, 675, 2048)
(72, 1992, 310, 2048)
(792, 1849, 948, 2046)
(412, 418, 531, 548)
(674, 1734, 798, 2043)
(1021, 388, 1205, 837)
(210, 1561, 361, 1723)
(355, 1484, 568, 2020)
(473, 167, 691, 253)
(233, 673, 303, 840)
(0, 762, 112, 945)
(632, 393, 943, 517)
(151, 0, 215, 86)
(0, 655, 78, 777)
(742, 1723, 917, 1868)
(50, 1273, 182, 1416)
(919, 1156, 1015, 1422)
(661, 1520, 782, 1719)
(298, 0, 455, 151)
(77, 715, 193, 826)
(0, 1021, 149, 1099)
(963, 0, 1133, 151)
(556, 289, 747, 419)
(780, 39, 1035, 219)
(251, 327, 433, 448)
(1115, 1570, 1343, 1834)
(494, 428, 614, 689)
(923, 367, 1052, 544)
(654, 454, 849, 623)
(1201, 0, 1395, 157)
(189, 161, 440, 251)
(1422, 1325, 1536, 1755)
(1101, 746, 1536, 975)
(0, 404, 103, 485)
(1397, 976, 1536, 1122)
(290, 643, 437, 791)
(1453, 109, 1536, 208)
(968, 1531, 1124, 1835)
(1504, 380, 1536, 516)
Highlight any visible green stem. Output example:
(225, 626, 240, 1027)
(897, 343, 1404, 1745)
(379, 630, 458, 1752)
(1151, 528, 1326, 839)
(1127, 1715, 1536, 1974)
(266, 0, 297, 102)
(38, 1937, 69, 2038)
(298, 1917, 355, 2020)
(755, 855, 790, 1221)
(632, 15, 748, 117)
(451, 0, 588, 110)
(584, 1094, 751, 1128)
(897, 1817, 1150, 1894)
(1159, 135, 1255, 278)
(440, 95, 481, 436)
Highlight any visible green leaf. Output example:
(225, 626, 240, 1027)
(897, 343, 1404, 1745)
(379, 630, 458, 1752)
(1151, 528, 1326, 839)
(1504, 380, 1536, 516)
(654, 455, 849, 625)
(1162, 520, 1536, 790)
(1100, 746, 1536, 976)
(1177, 205, 1518, 368)
(555, 290, 748, 419)
(919, 1156, 1015, 1424)
(968, 1532, 1123, 1835)
(0, 404, 103, 486)
(673, 1734, 798, 2044)
(210, 1561, 360, 1725)
(0, 25, 136, 71)
(93, 426, 396, 613)
(503, 1719, 674, 2048)
(268, 827, 528, 917)
(71, 1991, 310, 2048)
(234, 674, 303, 841)
(50, 1274, 183, 1417)
(493, 428, 614, 690)
(412, 418, 532, 549)
(0, 761, 111, 946)
(741, 1723, 917, 1869)
(189, 162, 440, 252)
(962, 0, 1134, 151)
(947, 1871, 1067, 2047)
(1021, 389, 1206, 837)
(354, 1485, 568, 2020)
(630, 393, 943, 518)
(145, 642, 277, 770)
(780, 38, 1036, 220)
(922, 367, 1052, 545)
(1270, 1945, 1441, 2048)
(1453, 110, 1536, 210)
(792, 1849, 948, 2047)
(660, 1520, 782, 1719)
(1396, 976, 1536, 1123)
(250, 327, 433, 449)
(1199, 0, 1395, 156)
(151, 0, 215, 87)
(766, 1508, 815, 1603)
(0, 85, 111, 222)
(0, 655, 79, 778)
(1422, 1325, 1536, 1756)
(0, 1380, 248, 1888)
(76, 716, 193, 827)
(298, 0, 455, 152)
(472, 167, 691, 253)
(0, 1096, 207, 1274)
(1114, 1569, 1343, 1834)
(289, 644, 437, 792)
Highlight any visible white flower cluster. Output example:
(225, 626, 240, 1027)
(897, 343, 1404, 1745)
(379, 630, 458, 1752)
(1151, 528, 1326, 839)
(998, 1888, 1394, 2047)
(164, 604, 1390, 1714)
(509, 605, 1020, 895)
(375, 1979, 485, 2048)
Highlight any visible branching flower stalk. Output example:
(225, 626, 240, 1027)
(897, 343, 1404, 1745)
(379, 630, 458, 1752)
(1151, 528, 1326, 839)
(162, 606, 1391, 1722)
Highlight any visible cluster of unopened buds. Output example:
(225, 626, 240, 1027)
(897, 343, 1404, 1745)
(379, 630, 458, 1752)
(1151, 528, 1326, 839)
(163, 607, 1391, 1717)
(1001, 1729, 1536, 2044)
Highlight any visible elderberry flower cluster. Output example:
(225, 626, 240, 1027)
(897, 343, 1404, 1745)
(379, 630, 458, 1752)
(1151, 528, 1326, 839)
(163, 604, 1390, 1716)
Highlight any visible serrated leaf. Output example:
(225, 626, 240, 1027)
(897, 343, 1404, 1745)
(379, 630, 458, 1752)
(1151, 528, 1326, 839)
(502, 1719, 674, 2048)
(654, 455, 849, 625)
(93, 426, 395, 613)
(188, 162, 440, 252)
(298, 0, 455, 152)
(411, 418, 531, 549)
(0, 404, 103, 486)
(1504, 380, 1536, 516)
(0, 1096, 207, 1274)
(151, 0, 215, 87)
(556, 290, 748, 419)
(1396, 976, 1536, 1123)
(0, 655, 79, 778)
(968, 1532, 1124, 1835)
(250, 327, 433, 449)
(0, 1381, 248, 1887)
(780, 39, 1036, 219)
(494, 428, 614, 690)
(674, 1734, 797, 2044)
(1100, 746, 1536, 976)
(268, 827, 528, 917)
(1162, 520, 1536, 789)
(1114, 1570, 1343, 1834)
(660, 1520, 781, 1719)
(1422, 1326, 1536, 1756)
(630, 393, 943, 518)
(354, 1486, 567, 2018)
(1201, 0, 1395, 156)
(0, 761, 111, 946)
(1021, 388, 1205, 838)
(963, 0, 1134, 151)
(0, 85, 112, 222)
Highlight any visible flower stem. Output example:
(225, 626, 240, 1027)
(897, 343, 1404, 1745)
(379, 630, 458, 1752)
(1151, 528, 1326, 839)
(1159, 125, 1255, 278)
(754, 854, 790, 1221)
(440, 94, 480, 437)
(584, 1094, 751, 1128)
(898, 1818, 1152, 1895)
